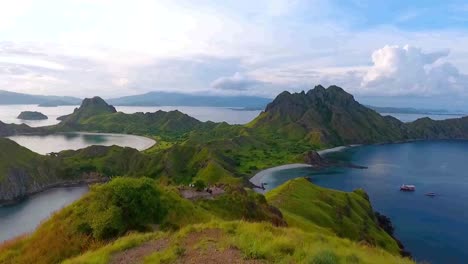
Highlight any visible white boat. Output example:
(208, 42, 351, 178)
(400, 184, 415, 191)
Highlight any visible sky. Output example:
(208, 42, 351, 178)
(0, 0, 468, 109)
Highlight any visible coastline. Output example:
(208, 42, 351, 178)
(250, 144, 359, 193)
(0, 178, 106, 207)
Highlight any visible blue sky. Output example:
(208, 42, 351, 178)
(0, 0, 467, 109)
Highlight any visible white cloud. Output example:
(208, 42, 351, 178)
(0, 0, 467, 106)
(359, 45, 468, 96)
(0, 1, 32, 30)
(0, 56, 65, 70)
(211, 72, 265, 91)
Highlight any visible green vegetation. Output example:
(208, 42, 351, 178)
(64, 221, 413, 264)
(0, 177, 286, 263)
(0, 177, 413, 263)
(74, 178, 166, 239)
(266, 178, 401, 254)
(0, 121, 40, 137)
(7, 85, 468, 263)
(0, 138, 38, 176)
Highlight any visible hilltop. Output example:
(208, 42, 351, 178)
(0, 121, 40, 137)
(57, 96, 117, 124)
(55, 96, 213, 140)
(250, 85, 405, 145)
(0, 177, 414, 264)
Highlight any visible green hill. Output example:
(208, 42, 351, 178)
(0, 138, 110, 203)
(0, 121, 40, 137)
(57, 97, 117, 125)
(266, 178, 401, 254)
(0, 177, 413, 264)
(250, 85, 406, 146)
(55, 96, 214, 140)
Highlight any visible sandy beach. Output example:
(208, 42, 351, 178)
(250, 145, 360, 192)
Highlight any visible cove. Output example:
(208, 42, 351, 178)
(7, 132, 156, 154)
(255, 140, 468, 264)
(0, 186, 89, 242)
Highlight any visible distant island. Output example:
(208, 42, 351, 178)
(368, 105, 466, 116)
(38, 100, 78, 107)
(0, 90, 81, 106)
(17, 111, 48, 120)
(107, 91, 271, 108)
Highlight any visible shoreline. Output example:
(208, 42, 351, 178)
(0, 178, 106, 207)
(250, 144, 359, 193)
(6, 131, 157, 153)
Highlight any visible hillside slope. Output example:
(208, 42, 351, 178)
(0, 138, 108, 203)
(250, 85, 406, 145)
(266, 178, 401, 254)
(250, 85, 468, 146)
(55, 96, 214, 140)
(64, 220, 413, 264)
(0, 177, 413, 264)
(0, 121, 41, 137)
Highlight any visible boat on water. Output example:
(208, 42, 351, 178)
(425, 192, 436, 197)
(400, 184, 416, 191)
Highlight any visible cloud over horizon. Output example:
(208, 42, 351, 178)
(0, 0, 467, 109)
(359, 45, 468, 96)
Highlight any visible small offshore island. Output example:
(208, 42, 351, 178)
(17, 111, 48, 120)
(1, 85, 468, 263)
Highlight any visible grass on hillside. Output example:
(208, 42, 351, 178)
(266, 178, 401, 254)
(0, 177, 283, 264)
(65, 220, 414, 264)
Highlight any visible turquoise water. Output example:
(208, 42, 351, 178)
(0, 187, 89, 242)
(7, 132, 155, 154)
(261, 140, 468, 264)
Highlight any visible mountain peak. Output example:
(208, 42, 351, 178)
(58, 97, 116, 124)
(251, 85, 404, 145)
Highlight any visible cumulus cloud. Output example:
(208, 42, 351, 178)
(211, 72, 265, 91)
(359, 45, 468, 96)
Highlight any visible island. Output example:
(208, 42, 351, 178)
(17, 111, 48, 120)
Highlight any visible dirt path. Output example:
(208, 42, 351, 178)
(178, 229, 263, 264)
(109, 229, 263, 264)
(110, 239, 168, 264)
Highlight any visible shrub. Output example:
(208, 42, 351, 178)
(79, 177, 167, 239)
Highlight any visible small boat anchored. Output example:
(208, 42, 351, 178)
(400, 184, 416, 191)
(425, 192, 436, 197)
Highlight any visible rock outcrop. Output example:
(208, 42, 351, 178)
(17, 111, 48, 120)
(57, 96, 117, 125)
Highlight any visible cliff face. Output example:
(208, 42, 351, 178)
(0, 139, 107, 204)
